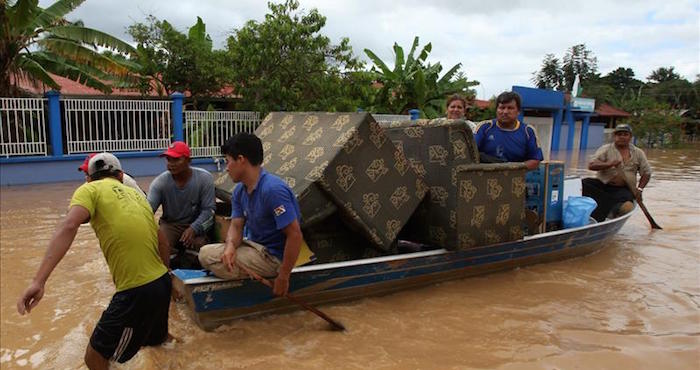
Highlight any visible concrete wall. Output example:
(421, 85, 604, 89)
(523, 116, 553, 160)
(0, 155, 220, 186)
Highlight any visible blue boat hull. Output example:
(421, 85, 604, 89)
(173, 211, 632, 331)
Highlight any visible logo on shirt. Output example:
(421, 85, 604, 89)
(274, 205, 286, 217)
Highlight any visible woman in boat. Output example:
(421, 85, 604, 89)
(445, 94, 477, 132)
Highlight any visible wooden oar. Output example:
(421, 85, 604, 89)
(238, 264, 346, 331)
(617, 166, 662, 230)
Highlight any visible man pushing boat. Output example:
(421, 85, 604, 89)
(198, 133, 304, 296)
(17, 153, 171, 370)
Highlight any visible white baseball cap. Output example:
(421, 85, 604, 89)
(87, 152, 122, 176)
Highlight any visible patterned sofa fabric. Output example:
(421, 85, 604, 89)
(455, 163, 528, 249)
(379, 118, 481, 248)
(217, 112, 426, 251)
(303, 213, 392, 264)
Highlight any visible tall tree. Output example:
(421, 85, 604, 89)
(225, 0, 364, 113)
(532, 53, 563, 90)
(128, 16, 231, 103)
(364, 36, 478, 117)
(647, 66, 681, 83)
(645, 66, 694, 109)
(603, 67, 641, 92)
(2, 0, 138, 96)
(561, 44, 598, 92)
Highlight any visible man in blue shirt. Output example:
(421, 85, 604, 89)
(474, 91, 543, 170)
(198, 133, 303, 296)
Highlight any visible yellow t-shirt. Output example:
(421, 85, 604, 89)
(70, 178, 167, 292)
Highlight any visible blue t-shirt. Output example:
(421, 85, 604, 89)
(231, 169, 301, 260)
(474, 119, 544, 163)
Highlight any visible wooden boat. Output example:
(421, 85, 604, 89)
(172, 208, 633, 331)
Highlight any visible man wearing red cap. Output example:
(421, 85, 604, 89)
(148, 141, 215, 268)
(78, 153, 144, 195)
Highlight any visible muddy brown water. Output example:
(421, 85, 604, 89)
(1, 147, 699, 369)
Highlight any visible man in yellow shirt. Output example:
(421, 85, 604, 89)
(17, 153, 171, 370)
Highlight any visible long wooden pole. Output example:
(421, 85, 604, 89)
(617, 166, 662, 230)
(238, 264, 346, 331)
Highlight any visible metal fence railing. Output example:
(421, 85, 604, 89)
(372, 113, 411, 123)
(184, 110, 261, 158)
(0, 97, 48, 157)
(63, 99, 172, 154)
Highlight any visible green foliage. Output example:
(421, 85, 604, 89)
(225, 0, 365, 114)
(2, 0, 138, 96)
(364, 36, 478, 118)
(531, 53, 563, 90)
(128, 16, 231, 104)
(561, 44, 598, 91)
(532, 44, 597, 92)
(622, 102, 683, 147)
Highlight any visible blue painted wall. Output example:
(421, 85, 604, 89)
(0, 154, 220, 186)
(586, 122, 606, 149)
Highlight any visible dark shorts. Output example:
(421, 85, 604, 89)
(582, 178, 634, 222)
(90, 273, 171, 363)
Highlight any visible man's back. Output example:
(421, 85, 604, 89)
(70, 178, 166, 292)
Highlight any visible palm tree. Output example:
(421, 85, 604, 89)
(364, 36, 478, 117)
(1, 0, 138, 96)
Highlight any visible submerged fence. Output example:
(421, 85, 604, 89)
(1, 92, 426, 159)
(0, 97, 48, 157)
(0, 93, 262, 158)
(184, 111, 260, 158)
(64, 99, 172, 154)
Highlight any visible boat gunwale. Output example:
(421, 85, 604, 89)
(177, 207, 634, 285)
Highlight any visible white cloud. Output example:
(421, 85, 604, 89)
(39, 0, 699, 98)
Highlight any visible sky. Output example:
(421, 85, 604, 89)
(41, 0, 700, 99)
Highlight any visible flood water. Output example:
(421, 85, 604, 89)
(1, 147, 699, 369)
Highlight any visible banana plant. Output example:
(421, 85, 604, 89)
(364, 36, 478, 118)
(2, 0, 140, 96)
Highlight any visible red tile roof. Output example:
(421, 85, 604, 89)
(472, 99, 491, 109)
(14, 73, 237, 98)
(596, 103, 631, 117)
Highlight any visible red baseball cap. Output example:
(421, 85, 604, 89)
(78, 153, 97, 173)
(161, 141, 191, 158)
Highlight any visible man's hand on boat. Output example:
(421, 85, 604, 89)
(273, 274, 290, 296)
(179, 226, 197, 248)
(17, 280, 44, 315)
(221, 243, 237, 272)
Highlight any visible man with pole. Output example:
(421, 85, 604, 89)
(583, 124, 654, 223)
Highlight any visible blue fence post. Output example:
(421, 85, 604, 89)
(580, 114, 591, 150)
(551, 109, 563, 151)
(171, 92, 184, 142)
(408, 109, 420, 120)
(45, 90, 63, 157)
(565, 105, 576, 150)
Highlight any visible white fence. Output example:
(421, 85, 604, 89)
(373, 113, 411, 123)
(63, 99, 172, 154)
(0, 97, 48, 157)
(184, 111, 261, 158)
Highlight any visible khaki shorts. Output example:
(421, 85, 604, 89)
(198, 240, 281, 280)
(159, 221, 209, 256)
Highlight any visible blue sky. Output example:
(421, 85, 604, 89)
(41, 0, 699, 99)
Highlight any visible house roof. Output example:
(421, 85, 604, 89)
(596, 103, 631, 117)
(14, 73, 237, 99)
(472, 99, 491, 109)
(15, 73, 160, 97)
